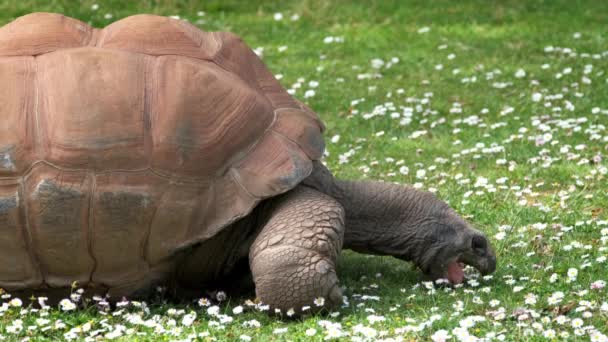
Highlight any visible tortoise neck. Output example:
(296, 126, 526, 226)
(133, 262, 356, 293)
(304, 167, 446, 262)
(326, 179, 409, 255)
(301, 162, 414, 256)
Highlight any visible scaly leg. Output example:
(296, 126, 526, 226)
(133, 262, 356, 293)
(249, 186, 344, 315)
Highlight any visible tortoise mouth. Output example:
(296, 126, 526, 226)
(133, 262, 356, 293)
(428, 255, 474, 285)
(446, 260, 465, 284)
(399, 253, 492, 285)
(438, 252, 496, 284)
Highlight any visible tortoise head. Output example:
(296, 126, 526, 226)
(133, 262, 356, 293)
(398, 208, 497, 284)
(332, 180, 497, 284)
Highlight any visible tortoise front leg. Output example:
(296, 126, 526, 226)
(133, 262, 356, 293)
(249, 186, 345, 315)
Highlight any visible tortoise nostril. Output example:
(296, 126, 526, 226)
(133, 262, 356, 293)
(471, 235, 487, 254)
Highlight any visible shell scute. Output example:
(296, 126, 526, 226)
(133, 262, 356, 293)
(99, 14, 220, 59)
(37, 47, 149, 170)
(25, 164, 94, 287)
(90, 171, 167, 286)
(212, 31, 302, 110)
(0, 179, 41, 289)
(0, 13, 92, 56)
(0, 57, 35, 176)
(234, 131, 312, 198)
(271, 108, 325, 160)
(150, 55, 274, 178)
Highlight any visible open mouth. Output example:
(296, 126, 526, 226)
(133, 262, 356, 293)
(408, 250, 495, 285)
(446, 260, 466, 284)
(426, 237, 496, 285)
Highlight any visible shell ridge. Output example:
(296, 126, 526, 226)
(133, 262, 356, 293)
(21, 57, 34, 174)
(184, 181, 213, 240)
(229, 167, 255, 199)
(269, 129, 310, 157)
(82, 25, 97, 46)
(18, 178, 44, 288)
(86, 171, 97, 285)
(142, 55, 155, 168)
(32, 56, 42, 162)
(170, 18, 204, 49)
(23, 168, 49, 288)
(141, 180, 169, 268)
(231, 104, 278, 166)
(96, 26, 108, 47)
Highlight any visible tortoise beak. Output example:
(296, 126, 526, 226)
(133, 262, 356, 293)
(472, 252, 497, 275)
(482, 252, 497, 275)
(461, 235, 497, 276)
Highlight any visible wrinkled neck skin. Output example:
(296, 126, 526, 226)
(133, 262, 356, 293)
(303, 162, 456, 268)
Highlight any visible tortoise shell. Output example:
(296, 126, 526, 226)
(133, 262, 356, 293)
(0, 13, 324, 291)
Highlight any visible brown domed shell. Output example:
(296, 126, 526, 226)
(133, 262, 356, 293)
(0, 13, 324, 292)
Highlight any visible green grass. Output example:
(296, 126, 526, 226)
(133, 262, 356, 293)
(1, 0, 608, 340)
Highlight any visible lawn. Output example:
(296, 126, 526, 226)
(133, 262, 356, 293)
(1, 0, 607, 340)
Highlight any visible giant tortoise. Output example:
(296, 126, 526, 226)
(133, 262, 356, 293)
(0, 13, 496, 314)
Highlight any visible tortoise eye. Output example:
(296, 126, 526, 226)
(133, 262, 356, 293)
(471, 235, 487, 255)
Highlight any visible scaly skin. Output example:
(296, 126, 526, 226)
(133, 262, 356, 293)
(249, 186, 345, 314)
(303, 161, 496, 283)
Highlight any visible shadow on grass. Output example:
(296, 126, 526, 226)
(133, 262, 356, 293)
(338, 251, 421, 289)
